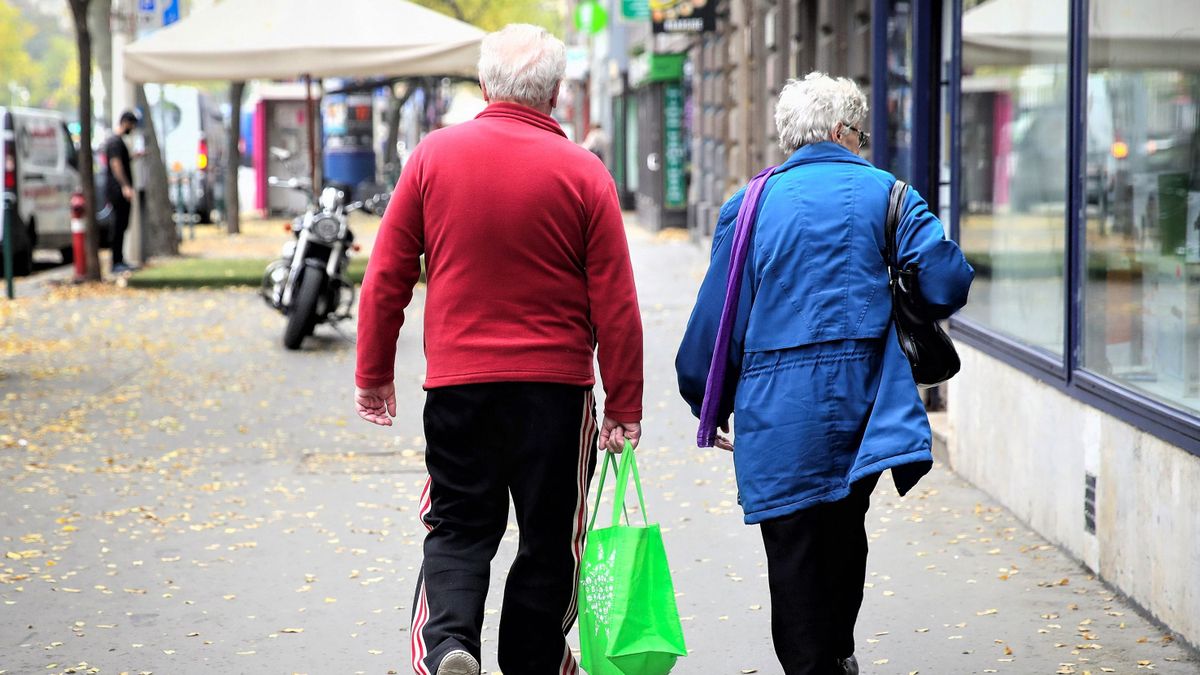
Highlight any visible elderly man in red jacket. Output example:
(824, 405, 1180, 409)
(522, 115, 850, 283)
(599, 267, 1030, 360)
(354, 23, 644, 675)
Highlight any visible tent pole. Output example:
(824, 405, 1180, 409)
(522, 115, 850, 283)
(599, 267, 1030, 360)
(305, 73, 318, 194)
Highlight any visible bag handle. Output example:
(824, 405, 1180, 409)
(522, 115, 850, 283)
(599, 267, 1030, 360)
(610, 441, 648, 527)
(586, 441, 648, 531)
(885, 179, 910, 271)
(696, 165, 778, 447)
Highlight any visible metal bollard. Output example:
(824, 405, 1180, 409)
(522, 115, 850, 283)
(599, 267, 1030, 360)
(2, 207, 11, 300)
(70, 192, 87, 282)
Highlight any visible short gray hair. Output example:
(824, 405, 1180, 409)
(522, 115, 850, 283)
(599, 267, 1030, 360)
(478, 24, 566, 107)
(775, 72, 869, 153)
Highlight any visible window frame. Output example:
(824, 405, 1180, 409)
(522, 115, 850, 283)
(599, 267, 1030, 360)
(944, 0, 1200, 453)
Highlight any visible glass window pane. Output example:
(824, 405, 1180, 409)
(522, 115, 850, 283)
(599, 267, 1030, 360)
(886, 0, 914, 181)
(1082, 1, 1200, 415)
(958, 0, 1069, 355)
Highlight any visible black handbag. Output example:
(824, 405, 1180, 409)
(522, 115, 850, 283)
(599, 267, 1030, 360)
(885, 180, 960, 387)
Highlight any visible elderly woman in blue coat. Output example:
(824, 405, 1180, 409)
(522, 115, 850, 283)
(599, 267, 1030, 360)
(677, 72, 973, 675)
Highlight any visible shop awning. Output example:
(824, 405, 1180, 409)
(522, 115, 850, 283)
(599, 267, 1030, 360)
(123, 0, 486, 82)
(963, 0, 1200, 69)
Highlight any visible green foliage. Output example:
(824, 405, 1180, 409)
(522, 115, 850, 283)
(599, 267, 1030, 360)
(28, 36, 79, 111)
(0, 2, 37, 96)
(2, 2, 77, 113)
(412, 0, 564, 35)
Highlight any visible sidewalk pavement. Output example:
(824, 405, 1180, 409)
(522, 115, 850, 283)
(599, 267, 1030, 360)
(0, 218, 1196, 674)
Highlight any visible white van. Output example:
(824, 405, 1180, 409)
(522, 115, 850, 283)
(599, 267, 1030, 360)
(145, 85, 228, 224)
(0, 107, 84, 275)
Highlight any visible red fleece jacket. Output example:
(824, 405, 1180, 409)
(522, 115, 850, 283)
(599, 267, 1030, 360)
(355, 102, 643, 423)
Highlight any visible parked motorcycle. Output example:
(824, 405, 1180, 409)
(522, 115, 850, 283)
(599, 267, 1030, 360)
(261, 183, 388, 350)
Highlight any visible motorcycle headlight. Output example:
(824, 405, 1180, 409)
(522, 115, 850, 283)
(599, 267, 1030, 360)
(310, 216, 341, 243)
(280, 240, 297, 260)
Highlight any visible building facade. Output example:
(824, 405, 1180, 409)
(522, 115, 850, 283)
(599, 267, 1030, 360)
(572, 0, 1200, 649)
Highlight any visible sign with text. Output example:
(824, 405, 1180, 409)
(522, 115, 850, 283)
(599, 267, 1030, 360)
(663, 82, 686, 209)
(651, 0, 716, 33)
(622, 0, 650, 20)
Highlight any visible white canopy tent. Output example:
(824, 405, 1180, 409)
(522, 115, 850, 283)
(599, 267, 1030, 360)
(123, 0, 486, 82)
(123, 0, 486, 202)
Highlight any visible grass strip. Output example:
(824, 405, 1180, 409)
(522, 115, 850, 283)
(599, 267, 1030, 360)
(128, 257, 369, 289)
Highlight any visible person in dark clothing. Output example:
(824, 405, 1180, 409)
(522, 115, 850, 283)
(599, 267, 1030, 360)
(103, 111, 138, 273)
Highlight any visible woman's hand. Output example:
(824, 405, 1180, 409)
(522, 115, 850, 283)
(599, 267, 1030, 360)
(714, 421, 734, 452)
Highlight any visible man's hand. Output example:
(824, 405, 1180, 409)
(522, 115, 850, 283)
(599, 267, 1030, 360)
(356, 382, 396, 426)
(599, 417, 641, 454)
(121, 185, 134, 201)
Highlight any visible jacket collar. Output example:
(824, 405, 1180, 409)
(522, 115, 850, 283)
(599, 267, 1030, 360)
(776, 141, 872, 172)
(476, 101, 566, 138)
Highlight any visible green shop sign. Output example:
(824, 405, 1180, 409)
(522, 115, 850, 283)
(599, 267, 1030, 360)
(622, 0, 650, 19)
(663, 81, 686, 210)
(629, 52, 685, 89)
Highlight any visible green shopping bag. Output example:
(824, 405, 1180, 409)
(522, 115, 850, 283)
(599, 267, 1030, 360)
(578, 442, 687, 675)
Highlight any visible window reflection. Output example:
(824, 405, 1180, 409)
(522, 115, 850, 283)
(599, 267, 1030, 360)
(887, 0, 913, 180)
(958, 0, 1068, 354)
(1083, 2, 1200, 414)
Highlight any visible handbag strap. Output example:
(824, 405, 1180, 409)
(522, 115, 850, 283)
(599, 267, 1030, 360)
(696, 165, 778, 447)
(586, 441, 647, 531)
(885, 179, 910, 271)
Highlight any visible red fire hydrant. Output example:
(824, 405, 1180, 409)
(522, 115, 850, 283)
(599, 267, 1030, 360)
(70, 192, 86, 281)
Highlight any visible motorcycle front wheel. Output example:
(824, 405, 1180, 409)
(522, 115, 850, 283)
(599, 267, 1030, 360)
(283, 269, 324, 350)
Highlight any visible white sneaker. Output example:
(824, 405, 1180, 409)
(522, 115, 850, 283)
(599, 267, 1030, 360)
(436, 649, 479, 675)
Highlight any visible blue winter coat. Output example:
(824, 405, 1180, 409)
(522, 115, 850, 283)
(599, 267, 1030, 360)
(676, 142, 974, 524)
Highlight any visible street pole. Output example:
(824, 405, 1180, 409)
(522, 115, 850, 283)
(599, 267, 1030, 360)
(3, 207, 12, 299)
(305, 74, 318, 194)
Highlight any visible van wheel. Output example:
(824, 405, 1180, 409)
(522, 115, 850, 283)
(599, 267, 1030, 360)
(9, 245, 33, 276)
(7, 222, 34, 276)
(60, 246, 74, 265)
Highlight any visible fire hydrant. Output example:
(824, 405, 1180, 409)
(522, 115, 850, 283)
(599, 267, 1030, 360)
(70, 192, 86, 281)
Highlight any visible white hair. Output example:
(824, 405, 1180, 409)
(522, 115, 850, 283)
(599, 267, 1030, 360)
(478, 24, 566, 107)
(775, 72, 869, 153)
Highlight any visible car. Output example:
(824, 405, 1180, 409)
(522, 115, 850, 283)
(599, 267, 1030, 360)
(0, 106, 92, 275)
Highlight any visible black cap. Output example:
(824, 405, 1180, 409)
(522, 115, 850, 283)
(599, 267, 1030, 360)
(119, 110, 140, 126)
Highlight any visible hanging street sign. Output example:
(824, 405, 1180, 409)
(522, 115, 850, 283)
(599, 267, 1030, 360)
(163, 0, 180, 26)
(651, 0, 717, 33)
(622, 0, 650, 20)
(574, 0, 609, 35)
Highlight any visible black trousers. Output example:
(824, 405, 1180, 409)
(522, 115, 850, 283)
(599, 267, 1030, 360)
(411, 382, 598, 675)
(108, 195, 130, 268)
(759, 474, 880, 675)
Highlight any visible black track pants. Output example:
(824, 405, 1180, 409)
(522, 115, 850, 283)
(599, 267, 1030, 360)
(410, 382, 598, 675)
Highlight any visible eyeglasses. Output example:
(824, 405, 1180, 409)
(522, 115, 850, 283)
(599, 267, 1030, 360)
(843, 123, 870, 150)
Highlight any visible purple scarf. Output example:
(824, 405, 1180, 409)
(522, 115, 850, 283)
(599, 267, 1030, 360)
(696, 166, 777, 447)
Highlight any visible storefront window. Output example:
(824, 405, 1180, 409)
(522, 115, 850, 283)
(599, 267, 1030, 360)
(957, 0, 1068, 355)
(1082, 2, 1200, 415)
(886, 0, 913, 181)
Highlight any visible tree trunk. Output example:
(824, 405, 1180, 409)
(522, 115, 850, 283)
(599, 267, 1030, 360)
(68, 0, 100, 282)
(226, 81, 245, 235)
(88, 0, 112, 120)
(136, 85, 179, 258)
